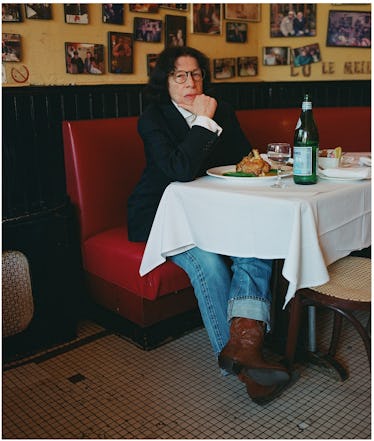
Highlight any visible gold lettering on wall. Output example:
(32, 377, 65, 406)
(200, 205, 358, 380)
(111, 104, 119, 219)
(292, 61, 370, 77)
(290, 65, 299, 77)
(344, 61, 371, 74)
(290, 64, 311, 77)
(302, 65, 311, 77)
(322, 62, 335, 74)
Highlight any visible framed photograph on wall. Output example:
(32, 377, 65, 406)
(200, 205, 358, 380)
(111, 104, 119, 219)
(2, 33, 21, 61)
(263, 47, 290, 65)
(134, 18, 162, 42)
(226, 22, 247, 42)
(192, 4, 222, 35)
(64, 4, 88, 24)
(159, 4, 189, 12)
(270, 4, 316, 37)
(2, 4, 23, 22)
(224, 4, 261, 22)
(129, 4, 158, 13)
(237, 56, 258, 77)
(326, 10, 371, 47)
(108, 32, 133, 74)
(146, 53, 159, 76)
(292, 43, 321, 66)
(165, 15, 186, 48)
(213, 57, 235, 79)
(65, 42, 104, 74)
(25, 4, 52, 19)
(102, 4, 124, 24)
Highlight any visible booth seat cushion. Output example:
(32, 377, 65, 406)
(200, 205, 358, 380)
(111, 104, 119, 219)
(83, 226, 191, 301)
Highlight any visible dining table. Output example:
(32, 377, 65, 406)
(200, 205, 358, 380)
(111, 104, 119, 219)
(140, 153, 371, 312)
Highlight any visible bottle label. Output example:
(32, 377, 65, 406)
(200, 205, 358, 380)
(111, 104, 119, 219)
(293, 146, 313, 175)
(302, 101, 312, 111)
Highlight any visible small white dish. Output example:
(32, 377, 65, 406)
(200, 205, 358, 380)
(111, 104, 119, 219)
(318, 157, 340, 169)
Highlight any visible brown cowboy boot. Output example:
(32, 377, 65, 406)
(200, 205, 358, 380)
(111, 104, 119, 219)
(218, 317, 290, 386)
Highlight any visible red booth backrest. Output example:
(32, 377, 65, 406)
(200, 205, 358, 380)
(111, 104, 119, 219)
(63, 117, 145, 241)
(236, 107, 371, 153)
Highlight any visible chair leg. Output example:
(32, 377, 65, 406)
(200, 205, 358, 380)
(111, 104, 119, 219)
(366, 315, 371, 337)
(334, 308, 371, 369)
(328, 311, 343, 358)
(285, 294, 303, 369)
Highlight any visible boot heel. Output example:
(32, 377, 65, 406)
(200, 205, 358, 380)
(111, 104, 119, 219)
(218, 355, 243, 374)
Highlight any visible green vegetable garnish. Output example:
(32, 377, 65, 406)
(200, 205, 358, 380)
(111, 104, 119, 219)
(223, 169, 277, 177)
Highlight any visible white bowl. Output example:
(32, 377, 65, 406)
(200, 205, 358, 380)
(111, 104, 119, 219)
(319, 157, 340, 169)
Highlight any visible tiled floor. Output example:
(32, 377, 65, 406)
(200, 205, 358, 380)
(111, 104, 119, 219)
(2, 310, 371, 439)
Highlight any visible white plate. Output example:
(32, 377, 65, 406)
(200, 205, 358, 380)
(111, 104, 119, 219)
(318, 173, 370, 182)
(206, 165, 292, 183)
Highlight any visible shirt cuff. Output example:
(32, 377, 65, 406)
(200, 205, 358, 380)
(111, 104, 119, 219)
(192, 115, 223, 136)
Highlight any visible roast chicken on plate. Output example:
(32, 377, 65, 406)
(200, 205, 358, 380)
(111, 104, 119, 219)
(236, 149, 271, 176)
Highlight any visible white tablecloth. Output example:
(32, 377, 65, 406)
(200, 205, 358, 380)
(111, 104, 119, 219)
(140, 172, 371, 307)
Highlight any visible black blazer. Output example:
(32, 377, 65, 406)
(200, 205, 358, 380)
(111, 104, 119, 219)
(127, 99, 252, 242)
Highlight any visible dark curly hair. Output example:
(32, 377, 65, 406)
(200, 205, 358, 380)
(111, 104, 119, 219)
(144, 46, 212, 104)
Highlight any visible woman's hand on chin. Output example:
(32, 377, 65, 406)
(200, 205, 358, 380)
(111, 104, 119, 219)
(179, 94, 217, 119)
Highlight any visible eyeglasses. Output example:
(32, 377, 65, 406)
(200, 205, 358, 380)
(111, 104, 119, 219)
(170, 69, 205, 84)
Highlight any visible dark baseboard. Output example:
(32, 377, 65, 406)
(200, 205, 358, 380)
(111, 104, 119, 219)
(87, 303, 204, 350)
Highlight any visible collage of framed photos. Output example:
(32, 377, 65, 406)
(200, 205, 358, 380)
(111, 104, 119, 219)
(2, 4, 371, 77)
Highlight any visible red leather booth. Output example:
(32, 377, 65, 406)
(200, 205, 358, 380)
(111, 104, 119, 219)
(63, 117, 198, 348)
(62, 106, 370, 348)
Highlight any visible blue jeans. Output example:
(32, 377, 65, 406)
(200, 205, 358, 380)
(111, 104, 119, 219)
(169, 247, 273, 357)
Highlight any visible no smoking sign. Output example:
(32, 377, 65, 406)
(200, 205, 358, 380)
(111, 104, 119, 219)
(11, 65, 29, 83)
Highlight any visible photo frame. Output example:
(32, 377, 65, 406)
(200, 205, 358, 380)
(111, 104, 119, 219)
(129, 4, 158, 13)
(2, 33, 21, 61)
(292, 43, 321, 66)
(2, 4, 23, 22)
(159, 4, 189, 12)
(226, 22, 247, 43)
(213, 57, 235, 79)
(224, 4, 261, 22)
(326, 10, 371, 47)
(134, 18, 162, 42)
(192, 4, 222, 35)
(108, 32, 133, 74)
(165, 15, 186, 48)
(65, 42, 104, 74)
(237, 56, 258, 77)
(64, 4, 88, 24)
(102, 4, 124, 24)
(146, 53, 159, 76)
(270, 4, 316, 37)
(25, 4, 52, 19)
(263, 47, 290, 65)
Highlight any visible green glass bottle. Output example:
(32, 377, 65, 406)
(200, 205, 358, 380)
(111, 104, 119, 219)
(293, 94, 319, 185)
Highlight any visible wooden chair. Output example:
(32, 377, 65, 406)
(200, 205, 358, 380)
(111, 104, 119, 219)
(285, 256, 371, 380)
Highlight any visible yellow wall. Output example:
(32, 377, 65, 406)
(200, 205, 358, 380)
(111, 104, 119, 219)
(2, 2, 371, 87)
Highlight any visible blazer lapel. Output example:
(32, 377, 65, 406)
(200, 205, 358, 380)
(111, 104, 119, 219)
(160, 103, 190, 140)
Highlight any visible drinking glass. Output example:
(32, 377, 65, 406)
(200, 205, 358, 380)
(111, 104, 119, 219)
(267, 143, 291, 188)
